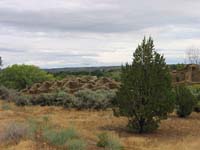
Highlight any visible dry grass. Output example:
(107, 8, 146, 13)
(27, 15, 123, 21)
(0, 101, 200, 150)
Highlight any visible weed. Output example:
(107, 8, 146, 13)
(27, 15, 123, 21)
(67, 139, 86, 150)
(26, 118, 40, 139)
(97, 132, 123, 150)
(42, 127, 78, 146)
(1, 103, 11, 110)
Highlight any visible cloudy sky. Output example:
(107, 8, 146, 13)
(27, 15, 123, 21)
(0, 0, 200, 68)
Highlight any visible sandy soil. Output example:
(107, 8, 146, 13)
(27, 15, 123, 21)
(0, 101, 200, 150)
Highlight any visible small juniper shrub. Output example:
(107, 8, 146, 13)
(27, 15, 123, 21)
(175, 85, 196, 117)
(188, 85, 200, 113)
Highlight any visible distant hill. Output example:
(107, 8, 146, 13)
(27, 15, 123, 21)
(44, 66, 121, 73)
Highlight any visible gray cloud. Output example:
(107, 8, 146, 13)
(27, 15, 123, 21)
(0, 0, 200, 33)
(0, 47, 25, 53)
(0, 0, 200, 68)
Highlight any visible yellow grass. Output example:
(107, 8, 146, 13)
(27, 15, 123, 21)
(0, 101, 200, 150)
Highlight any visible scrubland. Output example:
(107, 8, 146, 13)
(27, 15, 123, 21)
(0, 101, 199, 150)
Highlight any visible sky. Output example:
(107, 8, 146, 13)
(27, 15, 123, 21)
(0, 0, 200, 68)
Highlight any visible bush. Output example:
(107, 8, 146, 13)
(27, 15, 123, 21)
(185, 85, 200, 113)
(115, 37, 174, 133)
(26, 118, 40, 139)
(13, 94, 33, 106)
(32, 92, 75, 107)
(0, 86, 11, 100)
(0, 64, 54, 90)
(175, 85, 196, 117)
(10, 89, 116, 110)
(0, 122, 28, 144)
(74, 89, 116, 110)
(97, 132, 123, 150)
(33, 93, 58, 106)
(1, 103, 11, 110)
(67, 139, 86, 150)
(56, 91, 75, 108)
(42, 127, 78, 146)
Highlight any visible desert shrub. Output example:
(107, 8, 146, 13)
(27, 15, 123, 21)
(74, 89, 116, 110)
(67, 139, 86, 150)
(0, 64, 54, 90)
(33, 93, 57, 106)
(0, 122, 28, 144)
(10, 89, 116, 110)
(1, 103, 11, 110)
(115, 37, 174, 133)
(175, 85, 196, 117)
(56, 91, 75, 108)
(0, 86, 11, 100)
(42, 127, 78, 146)
(30, 91, 75, 107)
(187, 85, 200, 113)
(13, 94, 33, 106)
(97, 132, 123, 150)
(26, 118, 40, 139)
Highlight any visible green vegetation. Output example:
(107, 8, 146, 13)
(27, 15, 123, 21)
(0, 88, 116, 110)
(67, 139, 86, 150)
(175, 85, 196, 117)
(74, 89, 116, 110)
(26, 118, 40, 139)
(1, 103, 11, 110)
(115, 37, 174, 133)
(0, 86, 14, 100)
(0, 64, 54, 90)
(43, 127, 78, 146)
(97, 132, 123, 150)
(188, 84, 200, 113)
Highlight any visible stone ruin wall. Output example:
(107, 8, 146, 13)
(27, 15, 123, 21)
(171, 64, 200, 84)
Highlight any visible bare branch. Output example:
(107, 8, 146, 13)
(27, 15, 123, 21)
(185, 48, 200, 65)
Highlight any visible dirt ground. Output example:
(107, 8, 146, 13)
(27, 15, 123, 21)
(0, 101, 200, 150)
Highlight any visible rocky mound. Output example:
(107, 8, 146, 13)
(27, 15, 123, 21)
(21, 76, 120, 94)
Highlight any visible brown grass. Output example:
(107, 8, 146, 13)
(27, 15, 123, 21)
(0, 101, 200, 150)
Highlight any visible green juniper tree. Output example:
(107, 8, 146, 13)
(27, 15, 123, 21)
(115, 37, 174, 133)
(175, 85, 196, 118)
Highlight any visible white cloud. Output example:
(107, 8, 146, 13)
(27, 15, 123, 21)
(0, 0, 200, 68)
